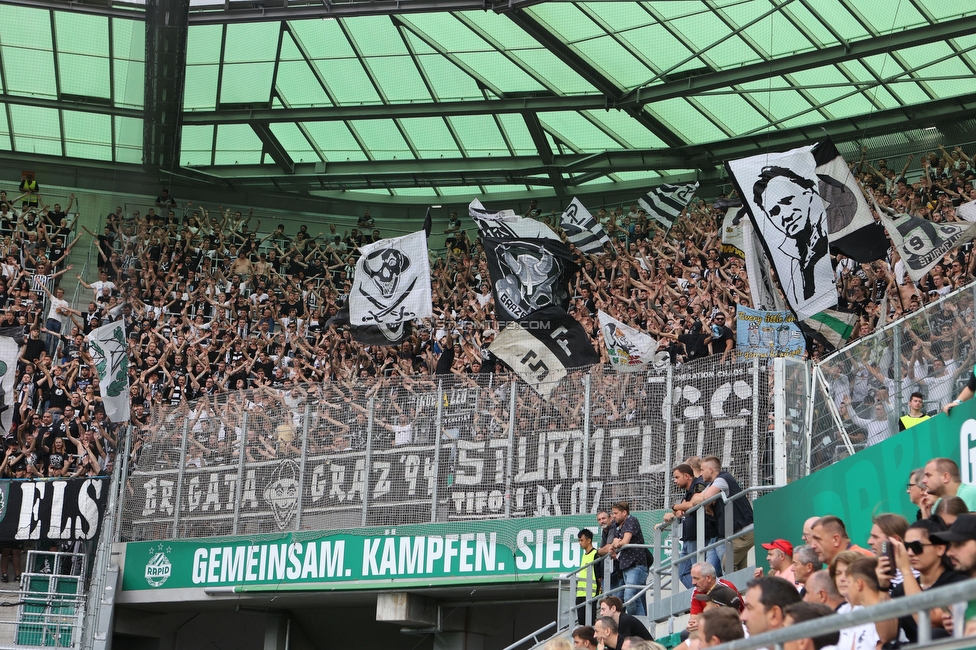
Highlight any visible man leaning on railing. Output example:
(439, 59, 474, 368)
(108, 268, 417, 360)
(692, 456, 754, 571)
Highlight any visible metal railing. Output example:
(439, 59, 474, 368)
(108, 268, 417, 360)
(809, 281, 976, 474)
(121, 359, 777, 540)
(0, 550, 88, 650)
(650, 485, 782, 606)
(711, 577, 976, 650)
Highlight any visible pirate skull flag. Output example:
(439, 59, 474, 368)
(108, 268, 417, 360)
(327, 303, 414, 346)
(350, 230, 432, 326)
(482, 237, 577, 322)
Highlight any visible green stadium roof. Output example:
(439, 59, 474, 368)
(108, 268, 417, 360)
(1, 0, 976, 205)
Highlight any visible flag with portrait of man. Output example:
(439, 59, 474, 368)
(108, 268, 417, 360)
(726, 146, 838, 320)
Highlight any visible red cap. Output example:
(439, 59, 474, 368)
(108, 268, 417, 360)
(761, 539, 793, 556)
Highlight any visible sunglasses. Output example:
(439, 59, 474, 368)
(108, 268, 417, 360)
(904, 540, 933, 555)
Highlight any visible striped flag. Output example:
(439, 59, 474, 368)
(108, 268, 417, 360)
(799, 309, 857, 353)
(638, 181, 699, 231)
(560, 197, 610, 255)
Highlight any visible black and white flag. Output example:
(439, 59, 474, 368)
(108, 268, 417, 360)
(483, 237, 576, 322)
(327, 304, 414, 346)
(799, 308, 858, 354)
(813, 138, 888, 262)
(726, 146, 837, 320)
(490, 306, 600, 398)
(638, 181, 699, 232)
(350, 231, 432, 326)
(719, 199, 746, 259)
(873, 199, 976, 283)
(560, 197, 610, 255)
(957, 199, 976, 222)
(469, 199, 556, 240)
(742, 217, 787, 312)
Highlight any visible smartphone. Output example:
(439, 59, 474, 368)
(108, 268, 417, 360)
(881, 541, 896, 575)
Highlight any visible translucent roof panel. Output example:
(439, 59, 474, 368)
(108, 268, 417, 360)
(0, 7, 142, 163)
(1, 1, 976, 199)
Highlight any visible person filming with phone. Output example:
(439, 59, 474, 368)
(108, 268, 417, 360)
(877, 519, 967, 644)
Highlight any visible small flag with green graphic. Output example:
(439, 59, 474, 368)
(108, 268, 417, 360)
(87, 321, 130, 423)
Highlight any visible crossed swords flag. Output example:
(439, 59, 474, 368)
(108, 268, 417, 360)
(560, 197, 611, 256)
(597, 311, 661, 371)
(87, 321, 130, 423)
(326, 303, 414, 346)
(638, 181, 699, 232)
(350, 230, 433, 328)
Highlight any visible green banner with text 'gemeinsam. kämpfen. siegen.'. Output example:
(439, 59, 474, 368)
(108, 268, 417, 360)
(754, 396, 976, 558)
(123, 510, 666, 592)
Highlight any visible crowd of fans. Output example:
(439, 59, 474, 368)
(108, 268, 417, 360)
(0, 144, 972, 475)
(562, 458, 976, 650)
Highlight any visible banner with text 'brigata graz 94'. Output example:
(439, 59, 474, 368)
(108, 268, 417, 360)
(122, 510, 664, 592)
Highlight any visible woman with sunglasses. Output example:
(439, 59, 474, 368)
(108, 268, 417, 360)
(886, 519, 967, 643)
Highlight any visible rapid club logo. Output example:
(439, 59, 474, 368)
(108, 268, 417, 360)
(145, 544, 172, 587)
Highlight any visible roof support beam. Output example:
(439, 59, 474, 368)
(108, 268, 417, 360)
(177, 14, 976, 132)
(0, 0, 142, 19)
(250, 122, 295, 174)
(522, 112, 565, 194)
(144, 0, 191, 170)
(505, 7, 687, 150)
(619, 13, 976, 106)
(0, 92, 142, 119)
(182, 95, 610, 125)
(180, 94, 976, 186)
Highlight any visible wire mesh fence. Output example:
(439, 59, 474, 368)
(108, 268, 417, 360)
(120, 356, 774, 541)
(811, 284, 976, 473)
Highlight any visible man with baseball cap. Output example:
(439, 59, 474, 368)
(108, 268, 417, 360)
(754, 539, 797, 588)
(931, 513, 976, 577)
